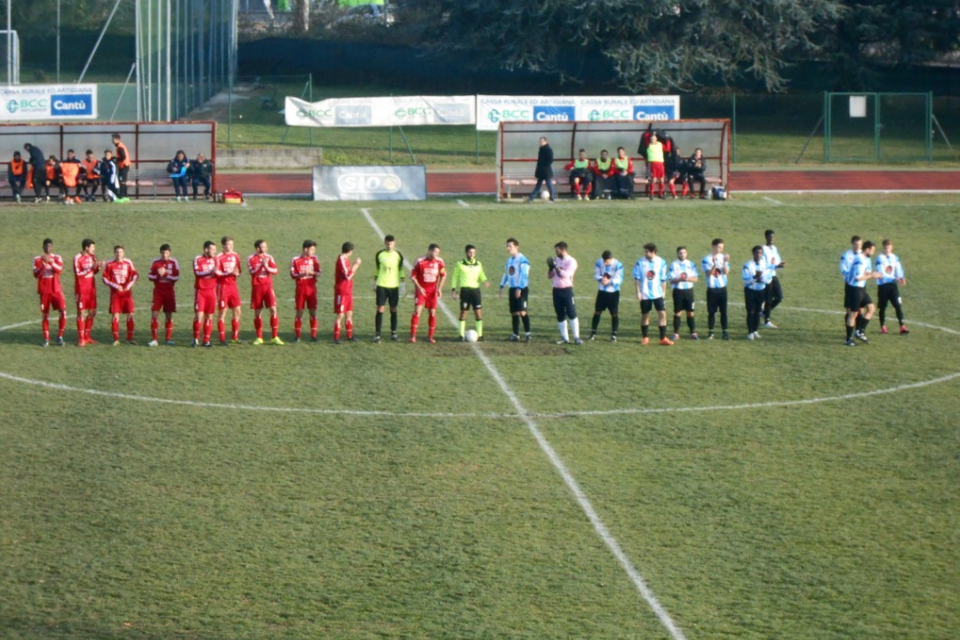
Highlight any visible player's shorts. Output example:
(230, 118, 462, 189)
(640, 297, 666, 314)
(672, 288, 696, 313)
(295, 284, 318, 311)
(376, 286, 400, 308)
(706, 287, 728, 315)
(152, 288, 177, 314)
(594, 290, 620, 314)
(860, 292, 873, 309)
(218, 283, 242, 310)
(508, 287, 529, 314)
(459, 287, 482, 311)
(649, 162, 665, 179)
(877, 282, 901, 308)
(250, 285, 277, 310)
(552, 287, 577, 321)
(334, 290, 354, 314)
(569, 169, 590, 185)
(109, 292, 135, 314)
(415, 287, 440, 310)
(75, 287, 97, 312)
(194, 289, 217, 315)
(40, 290, 67, 313)
(844, 284, 866, 311)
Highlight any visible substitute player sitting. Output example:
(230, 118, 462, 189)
(409, 244, 446, 343)
(563, 148, 593, 200)
(148, 244, 179, 347)
(102, 245, 139, 346)
(33, 238, 67, 347)
(291, 239, 321, 343)
(192, 240, 219, 348)
(333, 242, 362, 344)
(451, 244, 489, 341)
(248, 239, 283, 345)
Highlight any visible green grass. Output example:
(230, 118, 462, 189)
(1, 195, 960, 639)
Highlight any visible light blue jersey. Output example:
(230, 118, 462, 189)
(500, 253, 530, 289)
(702, 253, 729, 289)
(633, 256, 668, 299)
(742, 258, 771, 290)
(594, 258, 624, 292)
(840, 249, 858, 279)
(845, 252, 872, 288)
(668, 259, 698, 290)
(875, 252, 905, 285)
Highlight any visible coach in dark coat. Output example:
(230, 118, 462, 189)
(23, 143, 46, 200)
(527, 136, 555, 202)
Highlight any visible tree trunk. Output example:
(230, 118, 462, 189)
(292, 0, 309, 34)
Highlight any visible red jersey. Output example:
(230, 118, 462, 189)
(33, 253, 64, 295)
(248, 252, 278, 287)
(290, 254, 320, 287)
(149, 257, 180, 291)
(411, 256, 445, 292)
(73, 252, 100, 294)
(334, 254, 355, 295)
(102, 258, 138, 294)
(194, 255, 218, 291)
(216, 252, 241, 288)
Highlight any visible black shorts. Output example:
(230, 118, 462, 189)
(508, 287, 528, 314)
(706, 287, 727, 314)
(672, 288, 695, 313)
(569, 169, 591, 185)
(594, 290, 620, 314)
(376, 286, 400, 308)
(877, 282, 901, 307)
(640, 297, 666, 314)
(844, 284, 865, 311)
(553, 287, 577, 321)
(459, 287, 482, 311)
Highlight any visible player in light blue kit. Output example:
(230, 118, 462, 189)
(499, 237, 532, 342)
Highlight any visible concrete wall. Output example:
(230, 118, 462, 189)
(217, 147, 323, 169)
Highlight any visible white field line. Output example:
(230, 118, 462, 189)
(456, 199, 470, 208)
(762, 196, 783, 205)
(359, 207, 688, 640)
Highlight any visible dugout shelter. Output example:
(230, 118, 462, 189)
(0, 121, 216, 199)
(497, 120, 730, 200)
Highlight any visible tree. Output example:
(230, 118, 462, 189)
(408, 0, 846, 92)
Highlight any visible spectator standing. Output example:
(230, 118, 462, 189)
(527, 137, 555, 202)
(112, 134, 132, 199)
(23, 143, 46, 203)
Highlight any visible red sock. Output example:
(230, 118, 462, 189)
(574, 182, 581, 195)
(193, 320, 201, 340)
(346, 320, 353, 339)
(203, 318, 212, 342)
(58, 313, 65, 338)
(333, 322, 341, 341)
(151, 319, 159, 341)
(309, 317, 317, 339)
(295, 318, 302, 339)
(682, 182, 689, 196)
(428, 315, 436, 338)
(126, 317, 134, 341)
(254, 317, 263, 338)
(659, 183, 665, 197)
(42, 314, 50, 341)
(270, 315, 279, 339)
(410, 313, 420, 337)
(112, 317, 119, 341)
(231, 318, 239, 341)
(77, 318, 86, 341)
(218, 320, 226, 343)
(165, 321, 173, 341)
(669, 183, 676, 197)
(85, 315, 94, 340)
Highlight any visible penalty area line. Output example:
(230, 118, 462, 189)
(358, 207, 688, 640)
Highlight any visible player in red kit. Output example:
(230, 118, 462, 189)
(333, 241, 362, 344)
(34, 238, 67, 347)
(290, 239, 321, 342)
(216, 236, 243, 345)
(409, 243, 446, 343)
(248, 239, 283, 345)
(193, 240, 218, 347)
(73, 238, 103, 346)
(147, 243, 179, 347)
(102, 245, 138, 345)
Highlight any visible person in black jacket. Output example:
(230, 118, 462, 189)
(23, 143, 46, 202)
(189, 153, 214, 200)
(665, 145, 688, 199)
(166, 150, 190, 202)
(686, 148, 708, 199)
(527, 137, 555, 203)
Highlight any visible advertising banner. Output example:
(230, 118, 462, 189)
(0, 84, 98, 121)
(287, 96, 475, 127)
(312, 165, 426, 201)
(476, 95, 680, 131)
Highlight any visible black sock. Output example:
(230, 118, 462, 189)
(721, 312, 728, 332)
(673, 316, 681, 333)
(659, 325, 667, 339)
(860, 317, 870, 332)
(846, 325, 854, 340)
(709, 314, 715, 332)
(375, 311, 383, 335)
(512, 315, 520, 335)
(521, 315, 530, 333)
(390, 312, 398, 333)
(591, 314, 601, 333)
(611, 314, 619, 336)
(688, 316, 696, 334)
(641, 324, 649, 338)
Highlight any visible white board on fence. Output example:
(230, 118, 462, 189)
(476, 95, 681, 131)
(849, 95, 868, 118)
(286, 96, 475, 127)
(0, 84, 98, 121)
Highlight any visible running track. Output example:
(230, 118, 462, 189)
(221, 170, 960, 196)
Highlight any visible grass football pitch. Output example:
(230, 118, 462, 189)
(1, 194, 959, 639)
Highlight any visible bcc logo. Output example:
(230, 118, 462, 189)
(7, 99, 18, 113)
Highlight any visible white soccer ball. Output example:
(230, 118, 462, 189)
(540, 189, 550, 200)
(464, 329, 479, 343)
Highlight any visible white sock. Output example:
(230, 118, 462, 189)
(570, 318, 580, 340)
(558, 321, 569, 342)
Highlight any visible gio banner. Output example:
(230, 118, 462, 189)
(0, 84, 98, 121)
(477, 95, 680, 131)
(313, 165, 426, 201)
(287, 96, 475, 127)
